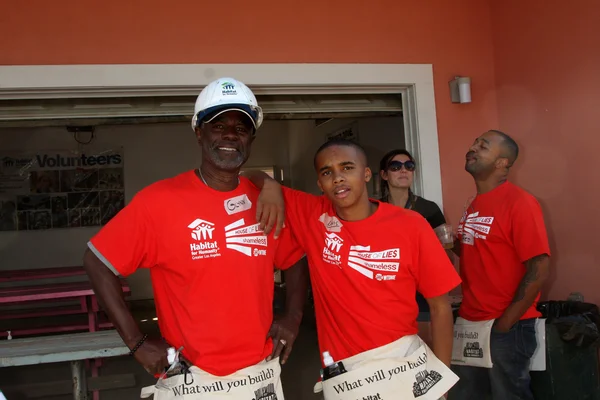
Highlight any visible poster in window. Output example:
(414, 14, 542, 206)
(0, 149, 124, 231)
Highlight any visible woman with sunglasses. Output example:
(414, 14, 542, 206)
(379, 149, 450, 346)
(379, 149, 446, 228)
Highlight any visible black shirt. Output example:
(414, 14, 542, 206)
(411, 195, 446, 230)
(383, 192, 446, 315)
(382, 192, 446, 229)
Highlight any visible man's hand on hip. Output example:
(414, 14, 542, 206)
(133, 337, 171, 375)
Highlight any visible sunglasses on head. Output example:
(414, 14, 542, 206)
(387, 160, 416, 172)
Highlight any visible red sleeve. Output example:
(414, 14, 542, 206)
(273, 226, 305, 270)
(281, 186, 326, 236)
(413, 216, 462, 298)
(88, 191, 158, 277)
(510, 194, 551, 262)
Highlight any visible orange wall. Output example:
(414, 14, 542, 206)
(0, 0, 499, 228)
(490, 1, 600, 304)
(3, 0, 596, 304)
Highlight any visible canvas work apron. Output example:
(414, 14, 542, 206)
(314, 335, 459, 400)
(451, 317, 546, 371)
(140, 357, 284, 400)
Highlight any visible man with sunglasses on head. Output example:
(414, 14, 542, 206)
(82, 77, 308, 398)
(448, 130, 550, 400)
(247, 138, 461, 399)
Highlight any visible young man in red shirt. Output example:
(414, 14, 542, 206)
(448, 130, 551, 400)
(82, 78, 308, 390)
(249, 139, 461, 398)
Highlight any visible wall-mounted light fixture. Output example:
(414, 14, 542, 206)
(449, 76, 471, 104)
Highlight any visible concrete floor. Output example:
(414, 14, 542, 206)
(0, 300, 323, 400)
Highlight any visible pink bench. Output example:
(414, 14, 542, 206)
(0, 280, 130, 337)
(0, 266, 87, 283)
(0, 279, 130, 336)
(0, 267, 132, 400)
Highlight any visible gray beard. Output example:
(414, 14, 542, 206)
(207, 148, 245, 171)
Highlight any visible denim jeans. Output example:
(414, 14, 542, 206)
(448, 318, 538, 400)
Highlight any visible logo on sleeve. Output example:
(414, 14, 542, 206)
(224, 194, 252, 215)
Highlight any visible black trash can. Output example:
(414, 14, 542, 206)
(531, 301, 600, 400)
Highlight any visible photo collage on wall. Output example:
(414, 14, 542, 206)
(0, 150, 125, 231)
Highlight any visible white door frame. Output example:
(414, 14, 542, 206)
(0, 63, 443, 207)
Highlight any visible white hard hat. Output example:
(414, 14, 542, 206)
(191, 77, 263, 132)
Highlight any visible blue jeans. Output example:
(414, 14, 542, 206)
(448, 318, 538, 400)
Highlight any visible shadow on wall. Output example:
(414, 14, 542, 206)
(537, 197, 558, 302)
(506, 142, 558, 302)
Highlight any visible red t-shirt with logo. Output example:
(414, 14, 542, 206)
(282, 187, 461, 362)
(88, 172, 303, 376)
(457, 182, 550, 321)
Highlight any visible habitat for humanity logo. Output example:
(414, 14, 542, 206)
(463, 342, 484, 358)
(322, 232, 343, 267)
(325, 232, 344, 252)
(221, 81, 237, 95)
(188, 219, 220, 260)
(412, 369, 442, 397)
(189, 219, 215, 240)
(1, 156, 31, 170)
(253, 383, 278, 400)
(225, 218, 267, 257)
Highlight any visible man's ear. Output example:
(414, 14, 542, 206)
(496, 157, 509, 169)
(365, 167, 372, 183)
(194, 126, 202, 143)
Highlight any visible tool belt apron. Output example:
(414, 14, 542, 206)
(451, 317, 546, 371)
(141, 357, 284, 400)
(315, 334, 459, 400)
(451, 317, 495, 368)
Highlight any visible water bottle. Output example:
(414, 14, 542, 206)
(322, 351, 347, 381)
(156, 346, 186, 390)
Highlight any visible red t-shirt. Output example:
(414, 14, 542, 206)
(88, 172, 303, 376)
(457, 182, 550, 321)
(282, 187, 461, 362)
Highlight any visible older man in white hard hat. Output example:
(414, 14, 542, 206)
(83, 78, 308, 398)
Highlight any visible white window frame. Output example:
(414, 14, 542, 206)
(0, 64, 443, 207)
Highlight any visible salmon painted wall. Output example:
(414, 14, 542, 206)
(490, 1, 600, 304)
(0, 0, 499, 228)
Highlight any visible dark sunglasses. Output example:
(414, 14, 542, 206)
(387, 160, 416, 172)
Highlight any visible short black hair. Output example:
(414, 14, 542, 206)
(313, 138, 368, 169)
(489, 129, 519, 166)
